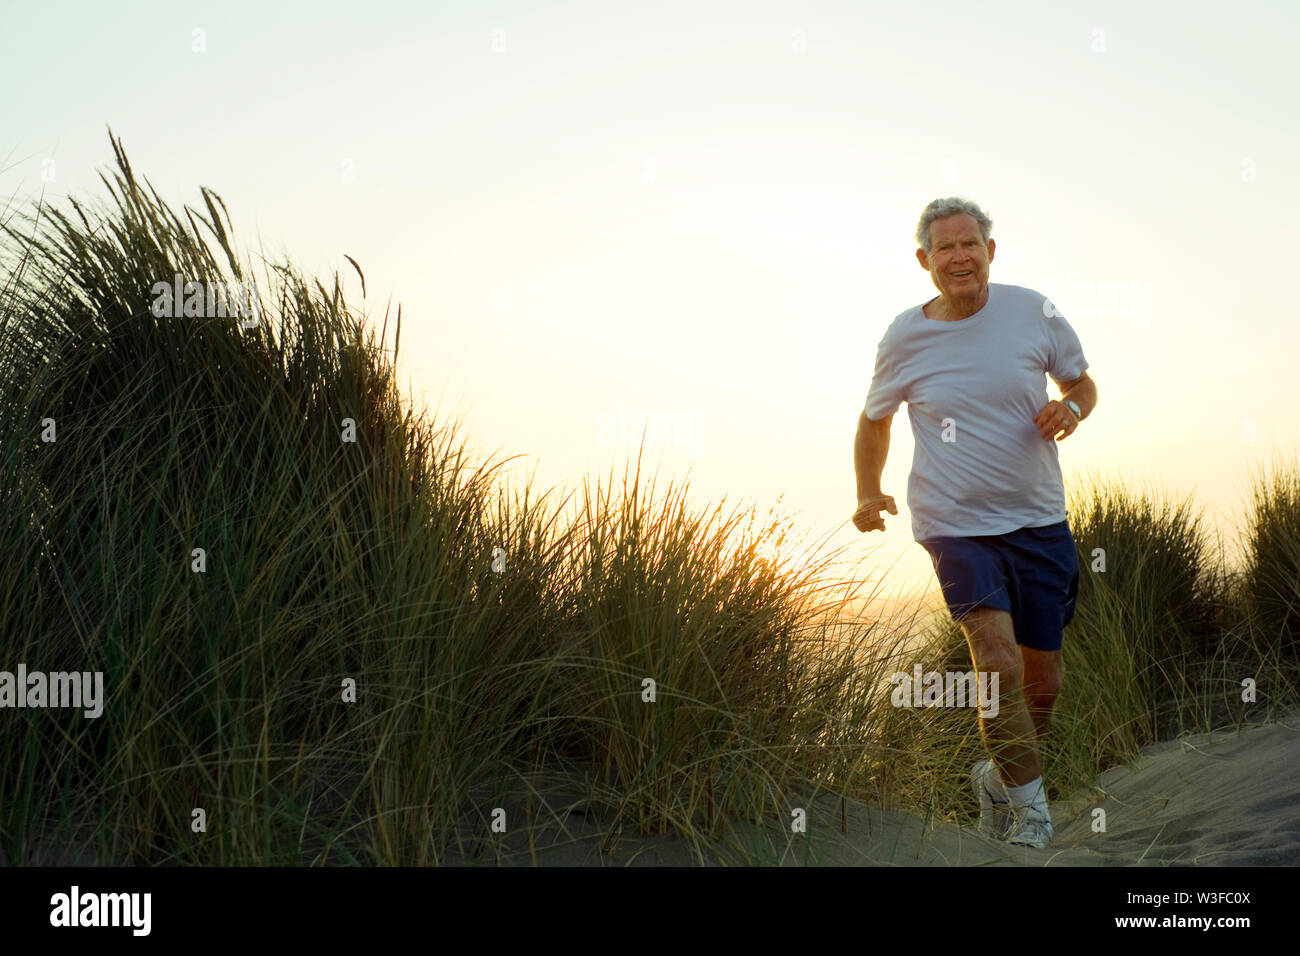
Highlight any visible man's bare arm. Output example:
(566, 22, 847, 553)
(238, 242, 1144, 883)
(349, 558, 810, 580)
(854, 411, 897, 532)
(855, 411, 892, 499)
(1058, 371, 1097, 420)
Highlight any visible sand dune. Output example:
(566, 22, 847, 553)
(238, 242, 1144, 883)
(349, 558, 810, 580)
(793, 718, 1299, 867)
(489, 718, 1299, 865)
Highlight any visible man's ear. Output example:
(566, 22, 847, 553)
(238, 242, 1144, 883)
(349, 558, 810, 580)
(987, 237, 996, 262)
(915, 247, 930, 271)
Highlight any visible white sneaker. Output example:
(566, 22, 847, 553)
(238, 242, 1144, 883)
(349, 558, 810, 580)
(970, 760, 1011, 838)
(1005, 805, 1054, 848)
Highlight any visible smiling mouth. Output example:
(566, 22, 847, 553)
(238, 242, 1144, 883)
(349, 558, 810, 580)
(951, 271, 973, 278)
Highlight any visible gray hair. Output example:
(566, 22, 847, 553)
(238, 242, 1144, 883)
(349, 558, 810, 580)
(916, 197, 993, 254)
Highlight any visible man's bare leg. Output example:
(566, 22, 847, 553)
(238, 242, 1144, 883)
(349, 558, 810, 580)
(1020, 646, 1062, 744)
(958, 607, 1039, 787)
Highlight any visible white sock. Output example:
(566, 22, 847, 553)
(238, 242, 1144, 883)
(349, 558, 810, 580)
(1004, 776, 1050, 819)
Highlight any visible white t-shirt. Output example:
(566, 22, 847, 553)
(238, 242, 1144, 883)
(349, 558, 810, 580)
(864, 282, 1089, 540)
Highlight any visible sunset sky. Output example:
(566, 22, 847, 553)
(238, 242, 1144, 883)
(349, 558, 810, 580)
(5, 0, 1297, 614)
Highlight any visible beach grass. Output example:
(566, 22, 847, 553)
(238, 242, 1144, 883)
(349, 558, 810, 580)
(1, 133, 1297, 865)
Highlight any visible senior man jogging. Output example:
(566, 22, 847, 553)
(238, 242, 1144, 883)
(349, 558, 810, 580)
(853, 197, 1098, 849)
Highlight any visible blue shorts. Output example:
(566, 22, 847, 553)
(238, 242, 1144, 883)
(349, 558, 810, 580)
(918, 520, 1079, 652)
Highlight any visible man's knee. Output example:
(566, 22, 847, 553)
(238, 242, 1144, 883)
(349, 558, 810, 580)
(1025, 672, 1062, 703)
(959, 607, 1023, 683)
(1021, 647, 1062, 701)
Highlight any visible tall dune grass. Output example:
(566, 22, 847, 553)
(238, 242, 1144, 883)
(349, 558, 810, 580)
(1, 133, 1297, 863)
(1242, 453, 1300, 653)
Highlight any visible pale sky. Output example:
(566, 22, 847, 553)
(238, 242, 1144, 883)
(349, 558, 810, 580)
(5, 0, 1297, 612)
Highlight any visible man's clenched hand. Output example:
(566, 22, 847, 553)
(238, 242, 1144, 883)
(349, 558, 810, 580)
(853, 494, 897, 532)
(1034, 400, 1078, 441)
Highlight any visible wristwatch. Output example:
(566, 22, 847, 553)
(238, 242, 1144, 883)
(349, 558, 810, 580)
(1064, 399, 1082, 419)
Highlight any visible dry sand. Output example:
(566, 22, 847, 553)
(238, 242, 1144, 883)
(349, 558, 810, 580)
(484, 717, 1299, 865)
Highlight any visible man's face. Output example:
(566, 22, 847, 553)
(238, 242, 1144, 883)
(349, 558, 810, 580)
(915, 213, 995, 301)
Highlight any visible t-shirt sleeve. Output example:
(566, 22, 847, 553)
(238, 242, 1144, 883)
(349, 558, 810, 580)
(1044, 307, 1089, 385)
(864, 328, 906, 420)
